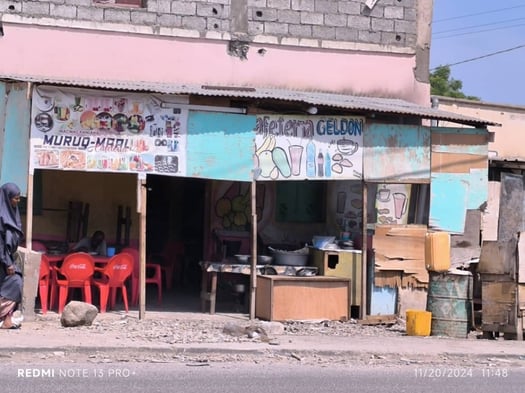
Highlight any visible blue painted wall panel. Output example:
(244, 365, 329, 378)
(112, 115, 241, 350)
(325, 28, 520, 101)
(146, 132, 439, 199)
(429, 173, 469, 233)
(364, 124, 430, 181)
(370, 285, 397, 315)
(0, 83, 30, 194)
(186, 111, 256, 181)
(468, 168, 488, 209)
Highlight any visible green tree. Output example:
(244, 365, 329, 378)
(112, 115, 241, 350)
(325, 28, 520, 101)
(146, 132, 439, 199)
(430, 65, 480, 100)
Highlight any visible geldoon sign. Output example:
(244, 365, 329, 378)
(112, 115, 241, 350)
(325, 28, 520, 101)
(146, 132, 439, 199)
(254, 115, 364, 180)
(29, 86, 188, 176)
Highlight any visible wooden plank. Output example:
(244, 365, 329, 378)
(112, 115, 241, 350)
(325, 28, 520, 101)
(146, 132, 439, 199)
(373, 235, 424, 260)
(498, 173, 523, 242)
(431, 152, 487, 173)
(431, 132, 488, 152)
(139, 178, 147, 319)
(359, 314, 397, 325)
(375, 224, 427, 237)
(481, 181, 500, 241)
(478, 240, 516, 276)
(481, 281, 516, 327)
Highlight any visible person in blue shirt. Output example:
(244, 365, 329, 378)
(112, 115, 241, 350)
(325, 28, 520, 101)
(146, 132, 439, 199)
(71, 230, 107, 256)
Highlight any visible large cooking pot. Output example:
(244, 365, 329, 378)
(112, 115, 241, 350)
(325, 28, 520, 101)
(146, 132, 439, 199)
(268, 246, 309, 266)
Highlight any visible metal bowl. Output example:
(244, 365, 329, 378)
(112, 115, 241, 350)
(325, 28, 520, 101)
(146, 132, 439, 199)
(268, 246, 309, 266)
(234, 254, 250, 264)
(234, 254, 274, 265)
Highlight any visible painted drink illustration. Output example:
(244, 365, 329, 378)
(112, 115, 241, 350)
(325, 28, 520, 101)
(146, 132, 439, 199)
(288, 145, 303, 176)
(306, 140, 316, 177)
(272, 147, 291, 178)
(393, 193, 407, 219)
(325, 152, 331, 177)
(317, 152, 324, 177)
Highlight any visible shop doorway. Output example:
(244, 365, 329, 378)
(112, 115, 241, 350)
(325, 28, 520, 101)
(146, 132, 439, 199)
(146, 175, 206, 297)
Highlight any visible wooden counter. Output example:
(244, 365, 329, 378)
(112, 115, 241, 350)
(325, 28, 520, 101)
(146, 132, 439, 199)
(309, 248, 362, 316)
(255, 275, 351, 321)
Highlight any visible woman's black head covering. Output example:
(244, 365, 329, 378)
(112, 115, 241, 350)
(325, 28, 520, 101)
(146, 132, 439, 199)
(0, 183, 23, 235)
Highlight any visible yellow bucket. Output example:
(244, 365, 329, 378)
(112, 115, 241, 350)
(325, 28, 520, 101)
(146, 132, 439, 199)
(406, 310, 432, 336)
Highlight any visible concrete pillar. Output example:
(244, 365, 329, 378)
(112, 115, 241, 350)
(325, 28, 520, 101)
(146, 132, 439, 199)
(19, 247, 41, 322)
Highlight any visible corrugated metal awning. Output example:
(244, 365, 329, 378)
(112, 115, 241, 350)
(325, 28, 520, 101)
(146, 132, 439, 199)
(1, 75, 498, 127)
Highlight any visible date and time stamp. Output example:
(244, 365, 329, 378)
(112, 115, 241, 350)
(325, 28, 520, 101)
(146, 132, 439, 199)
(414, 367, 510, 378)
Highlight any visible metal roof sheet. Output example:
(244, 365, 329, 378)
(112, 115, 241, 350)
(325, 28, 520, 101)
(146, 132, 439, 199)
(1, 75, 498, 127)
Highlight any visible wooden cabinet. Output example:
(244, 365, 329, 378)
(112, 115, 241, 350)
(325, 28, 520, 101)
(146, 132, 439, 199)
(309, 248, 362, 315)
(255, 275, 350, 321)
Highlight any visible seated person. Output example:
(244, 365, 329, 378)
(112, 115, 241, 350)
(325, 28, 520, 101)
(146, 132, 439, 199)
(71, 230, 107, 256)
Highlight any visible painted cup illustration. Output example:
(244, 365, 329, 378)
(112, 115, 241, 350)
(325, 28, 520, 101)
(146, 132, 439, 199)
(336, 138, 358, 155)
(393, 193, 407, 219)
(377, 187, 391, 202)
(288, 145, 304, 176)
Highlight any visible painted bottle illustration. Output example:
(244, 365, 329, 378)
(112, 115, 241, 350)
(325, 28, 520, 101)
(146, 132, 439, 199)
(306, 140, 316, 177)
(317, 152, 324, 177)
(325, 151, 331, 177)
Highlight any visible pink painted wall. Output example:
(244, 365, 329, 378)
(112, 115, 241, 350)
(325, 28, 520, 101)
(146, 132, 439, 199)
(0, 23, 429, 106)
(436, 97, 525, 161)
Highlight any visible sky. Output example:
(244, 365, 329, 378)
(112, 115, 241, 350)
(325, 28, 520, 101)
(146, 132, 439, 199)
(430, 0, 525, 106)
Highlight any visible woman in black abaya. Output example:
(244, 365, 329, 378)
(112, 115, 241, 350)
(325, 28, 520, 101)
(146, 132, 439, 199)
(0, 183, 24, 329)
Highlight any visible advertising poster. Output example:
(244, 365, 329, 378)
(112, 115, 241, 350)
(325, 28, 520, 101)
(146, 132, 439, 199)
(375, 183, 411, 225)
(30, 86, 188, 176)
(254, 114, 364, 180)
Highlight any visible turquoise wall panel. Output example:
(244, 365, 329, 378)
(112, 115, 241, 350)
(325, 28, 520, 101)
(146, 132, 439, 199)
(0, 83, 30, 194)
(186, 111, 256, 181)
(364, 124, 430, 181)
(369, 285, 397, 315)
(429, 173, 469, 233)
(468, 168, 488, 209)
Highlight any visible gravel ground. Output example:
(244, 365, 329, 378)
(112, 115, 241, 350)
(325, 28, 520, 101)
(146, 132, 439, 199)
(8, 312, 508, 368)
(32, 312, 409, 345)
(8, 312, 523, 367)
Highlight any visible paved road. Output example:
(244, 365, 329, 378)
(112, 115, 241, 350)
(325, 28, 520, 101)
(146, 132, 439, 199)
(2, 361, 524, 393)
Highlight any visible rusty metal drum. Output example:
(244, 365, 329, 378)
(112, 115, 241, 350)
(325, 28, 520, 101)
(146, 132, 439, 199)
(426, 270, 473, 338)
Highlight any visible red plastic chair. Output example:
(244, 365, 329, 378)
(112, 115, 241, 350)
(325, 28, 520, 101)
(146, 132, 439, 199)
(55, 252, 95, 313)
(121, 247, 162, 306)
(38, 255, 55, 315)
(147, 240, 184, 290)
(92, 253, 133, 313)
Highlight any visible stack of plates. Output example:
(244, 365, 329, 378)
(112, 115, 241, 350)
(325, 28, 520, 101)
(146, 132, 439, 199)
(339, 240, 354, 250)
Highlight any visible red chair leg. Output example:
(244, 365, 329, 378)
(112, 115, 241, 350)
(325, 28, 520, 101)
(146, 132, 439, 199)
(58, 286, 68, 313)
(49, 284, 57, 311)
(98, 285, 109, 313)
(83, 284, 92, 305)
(110, 288, 118, 309)
(39, 283, 48, 315)
(121, 285, 129, 312)
(131, 278, 138, 306)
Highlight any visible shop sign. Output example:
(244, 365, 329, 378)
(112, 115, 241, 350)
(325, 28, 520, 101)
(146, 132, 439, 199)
(254, 114, 364, 180)
(29, 86, 188, 176)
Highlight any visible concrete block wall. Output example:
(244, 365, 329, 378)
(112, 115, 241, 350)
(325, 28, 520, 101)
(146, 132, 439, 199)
(0, 0, 418, 50)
